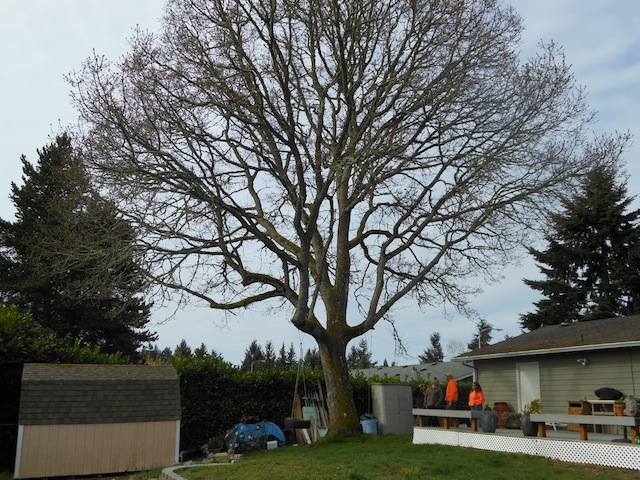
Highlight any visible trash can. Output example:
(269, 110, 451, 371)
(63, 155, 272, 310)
(493, 402, 510, 428)
(360, 414, 378, 434)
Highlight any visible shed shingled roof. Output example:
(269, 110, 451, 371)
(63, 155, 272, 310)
(457, 315, 640, 360)
(18, 364, 181, 425)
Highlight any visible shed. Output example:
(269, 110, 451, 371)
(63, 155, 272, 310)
(455, 315, 640, 415)
(14, 363, 181, 479)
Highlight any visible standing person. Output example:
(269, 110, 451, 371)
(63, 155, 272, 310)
(418, 383, 428, 407)
(425, 377, 444, 426)
(445, 372, 458, 410)
(414, 384, 427, 426)
(468, 382, 485, 411)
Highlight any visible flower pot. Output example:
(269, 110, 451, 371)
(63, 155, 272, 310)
(502, 412, 522, 429)
(614, 403, 625, 416)
(481, 411, 497, 433)
(520, 415, 538, 436)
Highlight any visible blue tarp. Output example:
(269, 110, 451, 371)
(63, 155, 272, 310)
(225, 421, 286, 453)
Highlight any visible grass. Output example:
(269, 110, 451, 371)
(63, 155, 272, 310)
(179, 434, 638, 480)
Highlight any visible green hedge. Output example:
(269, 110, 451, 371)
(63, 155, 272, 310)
(172, 355, 328, 448)
(172, 357, 427, 450)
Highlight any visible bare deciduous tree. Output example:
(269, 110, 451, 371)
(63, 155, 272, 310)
(69, 0, 628, 433)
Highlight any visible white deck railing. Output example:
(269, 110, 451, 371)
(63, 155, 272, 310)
(413, 426, 640, 471)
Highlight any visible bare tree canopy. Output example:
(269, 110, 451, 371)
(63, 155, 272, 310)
(70, 0, 629, 432)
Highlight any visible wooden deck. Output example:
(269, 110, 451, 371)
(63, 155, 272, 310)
(529, 413, 639, 442)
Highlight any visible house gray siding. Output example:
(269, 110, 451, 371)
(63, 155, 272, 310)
(476, 359, 518, 408)
(474, 347, 640, 414)
(540, 348, 639, 414)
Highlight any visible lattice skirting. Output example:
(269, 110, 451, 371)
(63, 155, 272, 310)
(413, 427, 640, 471)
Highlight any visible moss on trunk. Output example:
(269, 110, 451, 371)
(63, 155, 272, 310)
(318, 336, 361, 435)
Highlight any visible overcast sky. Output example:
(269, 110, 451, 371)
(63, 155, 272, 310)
(1, 1, 638, 365)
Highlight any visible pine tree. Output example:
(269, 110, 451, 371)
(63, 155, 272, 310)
(241, 339, 265, 371)
(419, 332, 444, 363)
(194, 343, 208, 358)
(277, 342, 288, 370)
(264, 340, 276, 368)
(0, 134, 155, 357)
(467, 319, 499, 351)
(346, 339, 377, 369)
(174, 339, 193, 357)
(287, 343, 297, 367)
(277, 342, 298, 370)
(520, 165, 640, 329)
(303, 347, 321, 370)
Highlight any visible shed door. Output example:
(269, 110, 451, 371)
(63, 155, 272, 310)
(516, 362, 540, 413)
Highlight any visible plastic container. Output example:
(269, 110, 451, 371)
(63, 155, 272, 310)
(360, 415, 378, 434)
(481, 411, 497, 433)
(493, 402, 510, 428)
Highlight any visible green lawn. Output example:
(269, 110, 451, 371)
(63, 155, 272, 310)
(178, 434, 638, 480)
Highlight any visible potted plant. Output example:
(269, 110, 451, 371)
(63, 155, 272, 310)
(502, 412, 522, 429)
(614, 398, 626, 416)
(520, 399, 542, 436)
(481, 404, 497, 433)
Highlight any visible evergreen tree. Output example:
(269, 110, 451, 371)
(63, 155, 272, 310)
(194, 342, 208, 358)
(143, 344, 163, 362)
(419, 332, 444, 363)
(520, 165, 640, 329)
(277, 342, 297, 370)
(277, 342, 288, 370)
(174, 339, 193, 357)
(241, 339, 265, 371)
(160, 347, 173, 361)
(303, 347, 321, 370)
(346, 339, 377, 369)
(287, 343, 297, 367)
(467, 319, 499, 351)
(264, 340, 276, 368)
(0, 134, 155, 358)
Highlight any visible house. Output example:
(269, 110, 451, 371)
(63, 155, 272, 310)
(14, 363, 181, 479)
(455, 315, 640, 415)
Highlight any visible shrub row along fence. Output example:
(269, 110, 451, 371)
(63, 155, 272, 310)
(173, 356, 378, 449)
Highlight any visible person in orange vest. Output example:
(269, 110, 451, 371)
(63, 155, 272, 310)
(468, 381, 485, 411)
(445, 372, 458, 410)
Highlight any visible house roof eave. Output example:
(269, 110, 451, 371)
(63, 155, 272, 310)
(454, 340, 640, 361)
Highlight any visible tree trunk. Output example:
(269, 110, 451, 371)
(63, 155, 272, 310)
(317, 334, 361, 435)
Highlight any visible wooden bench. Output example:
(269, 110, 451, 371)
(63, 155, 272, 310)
(412, 408, 480, 431)
(529, 413, 640, 442)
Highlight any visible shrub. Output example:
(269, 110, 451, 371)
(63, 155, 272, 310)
(523, 399, 542, 415)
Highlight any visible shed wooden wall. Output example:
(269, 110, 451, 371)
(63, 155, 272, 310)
(477, 347, 640, 414)
(15, 420, 179, 479)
